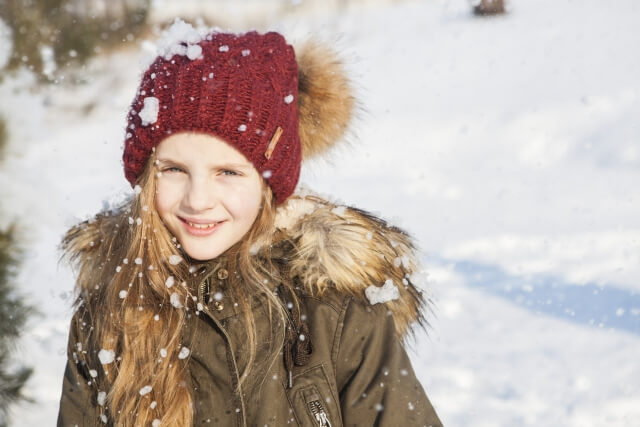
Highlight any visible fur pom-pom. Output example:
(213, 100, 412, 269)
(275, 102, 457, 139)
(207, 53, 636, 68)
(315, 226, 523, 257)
(296, 40, 355, 160)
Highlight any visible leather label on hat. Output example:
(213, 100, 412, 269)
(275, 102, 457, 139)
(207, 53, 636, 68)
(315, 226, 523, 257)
(264, 126, 283, 159)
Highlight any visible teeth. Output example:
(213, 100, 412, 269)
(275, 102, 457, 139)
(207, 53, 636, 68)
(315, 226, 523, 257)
(187, 221, 218, 229)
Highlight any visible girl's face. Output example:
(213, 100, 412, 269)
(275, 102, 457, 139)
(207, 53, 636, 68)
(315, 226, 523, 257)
(154, 132, 264, 261)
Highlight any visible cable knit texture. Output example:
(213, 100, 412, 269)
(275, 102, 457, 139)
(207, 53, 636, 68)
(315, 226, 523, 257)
(123, 31, 301, 204)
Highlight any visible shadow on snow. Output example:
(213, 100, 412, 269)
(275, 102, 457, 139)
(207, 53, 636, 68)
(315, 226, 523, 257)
(433, 258, 640, 336)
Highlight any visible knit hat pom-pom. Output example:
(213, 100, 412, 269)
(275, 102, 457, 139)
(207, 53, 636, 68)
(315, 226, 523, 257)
(296, 41, 356, 161)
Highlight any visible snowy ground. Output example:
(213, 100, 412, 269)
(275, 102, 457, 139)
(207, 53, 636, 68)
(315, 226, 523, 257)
(1, 0, 639, 425)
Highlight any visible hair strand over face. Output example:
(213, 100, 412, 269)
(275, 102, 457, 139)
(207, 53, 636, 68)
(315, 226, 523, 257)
(62, 155, 297, 425)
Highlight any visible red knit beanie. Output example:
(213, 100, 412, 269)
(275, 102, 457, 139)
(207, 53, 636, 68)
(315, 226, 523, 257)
(123, 25, 301, 204)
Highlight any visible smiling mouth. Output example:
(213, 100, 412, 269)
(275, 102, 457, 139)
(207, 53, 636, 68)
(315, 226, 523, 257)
(179, 217, 226, 230)
(186, 221, 220, 229)
(179, 218, 226, 236)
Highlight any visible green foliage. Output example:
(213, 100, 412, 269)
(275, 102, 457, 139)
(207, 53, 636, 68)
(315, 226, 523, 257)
(0, 353, 32, 427)
(0, 0, 151, 80)
(0, 226, 33, 425)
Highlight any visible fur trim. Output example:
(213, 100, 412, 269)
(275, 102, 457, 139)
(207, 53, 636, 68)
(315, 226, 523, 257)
(274, 192, 428, 339)
(295, 40, 356, 160)
(64, 192, 429, 340)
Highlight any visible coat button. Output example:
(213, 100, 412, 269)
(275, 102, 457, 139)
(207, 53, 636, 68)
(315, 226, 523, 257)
(213, 301, 224, 311)
(217, 268, 229, 280)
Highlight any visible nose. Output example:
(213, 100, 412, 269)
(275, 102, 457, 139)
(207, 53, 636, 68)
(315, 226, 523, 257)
(182, 177, 217, 213)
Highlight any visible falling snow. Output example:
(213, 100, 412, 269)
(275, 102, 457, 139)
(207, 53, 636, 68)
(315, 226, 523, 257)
(139, 97, 160, 126)
(5, 2, 640, 426)
(365, 279, 400, 305)
(139, 385, 153, 396)
(98, 349, 115, 365)
(186, 44, 203, 60)
(155, 18, 207, 61)
(165, 276, 175, 288)
(178, 346, 190, 359)
(170, 292, 183, 308)
(97, 391, 106, 406)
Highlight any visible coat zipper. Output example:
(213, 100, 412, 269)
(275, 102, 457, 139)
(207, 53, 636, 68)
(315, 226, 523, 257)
(197, 277, 247, 427)
(308, 399, 333, 427)
(198, 277, 209, 304)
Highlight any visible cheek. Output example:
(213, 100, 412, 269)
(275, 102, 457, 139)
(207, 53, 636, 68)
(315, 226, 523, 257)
(228, 180, 263, 221)
(248, 188, 263, 219)
(155, 180, 179, 219)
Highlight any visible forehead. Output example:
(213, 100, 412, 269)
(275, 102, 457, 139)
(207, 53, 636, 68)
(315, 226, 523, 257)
(156, 132, 252, 166)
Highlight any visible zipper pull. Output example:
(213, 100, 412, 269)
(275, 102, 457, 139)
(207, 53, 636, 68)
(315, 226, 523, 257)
(309, 400, 332, 427)
(315, 410, 333, 427)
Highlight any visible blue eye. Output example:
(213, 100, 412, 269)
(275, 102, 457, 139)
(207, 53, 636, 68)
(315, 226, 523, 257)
(222, 170, 239, 176)
(163, 167, 184, 173)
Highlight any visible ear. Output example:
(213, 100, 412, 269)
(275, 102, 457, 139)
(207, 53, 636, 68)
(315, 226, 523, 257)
(296, 40, 356, 160)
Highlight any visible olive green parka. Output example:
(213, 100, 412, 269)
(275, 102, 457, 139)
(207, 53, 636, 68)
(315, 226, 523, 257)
(57, 193, 443, 426)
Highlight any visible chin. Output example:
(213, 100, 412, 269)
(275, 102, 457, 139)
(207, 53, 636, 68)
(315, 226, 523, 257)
(181, 243, 227, 261)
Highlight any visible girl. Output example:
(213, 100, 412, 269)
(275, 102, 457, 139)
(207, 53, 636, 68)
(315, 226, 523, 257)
(57, 20, 443, 427)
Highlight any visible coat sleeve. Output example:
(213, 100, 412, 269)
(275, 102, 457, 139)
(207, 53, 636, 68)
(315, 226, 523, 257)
(335, 298, 443, 427)
(57, 312, 102, 427)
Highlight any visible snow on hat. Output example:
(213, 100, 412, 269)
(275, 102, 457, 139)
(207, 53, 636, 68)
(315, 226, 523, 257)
(123, 19, 355, 205)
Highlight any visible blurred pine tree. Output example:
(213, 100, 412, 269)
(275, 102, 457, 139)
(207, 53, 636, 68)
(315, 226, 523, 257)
(0, 226, 33, 427)
(0, 116, 33, 426)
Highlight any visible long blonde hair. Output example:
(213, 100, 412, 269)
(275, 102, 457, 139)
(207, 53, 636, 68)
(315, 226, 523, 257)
(63, 155, 296, 426)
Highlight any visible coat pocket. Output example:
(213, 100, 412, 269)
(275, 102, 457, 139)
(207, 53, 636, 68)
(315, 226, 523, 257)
(284, 365, 341, 427)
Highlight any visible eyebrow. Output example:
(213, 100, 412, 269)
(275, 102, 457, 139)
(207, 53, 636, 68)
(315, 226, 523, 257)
(156, 158, 252, 170)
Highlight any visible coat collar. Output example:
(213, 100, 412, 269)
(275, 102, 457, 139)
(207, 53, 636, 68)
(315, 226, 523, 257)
(67, 189, 430, 340)
(271, 190, 429, 339)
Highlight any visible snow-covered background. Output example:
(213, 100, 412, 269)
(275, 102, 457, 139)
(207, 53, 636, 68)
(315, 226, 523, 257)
(1, 0, 638, 425)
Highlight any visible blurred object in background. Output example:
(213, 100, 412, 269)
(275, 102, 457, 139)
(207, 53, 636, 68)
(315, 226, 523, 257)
(0, 227, 33, 427)
(0, 116, 33, 426)
(0, 0, 413, 83)
(472, 0, 506, 16)
(149, 0, 414, 31)
(0, 116, 6, 163)
(0, 0, 151, 82)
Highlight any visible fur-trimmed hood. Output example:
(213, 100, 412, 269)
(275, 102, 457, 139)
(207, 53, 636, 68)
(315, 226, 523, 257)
(272, 190, 428, 339)
(59, 189, 442, 427)
(65, 190, 430, 340)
